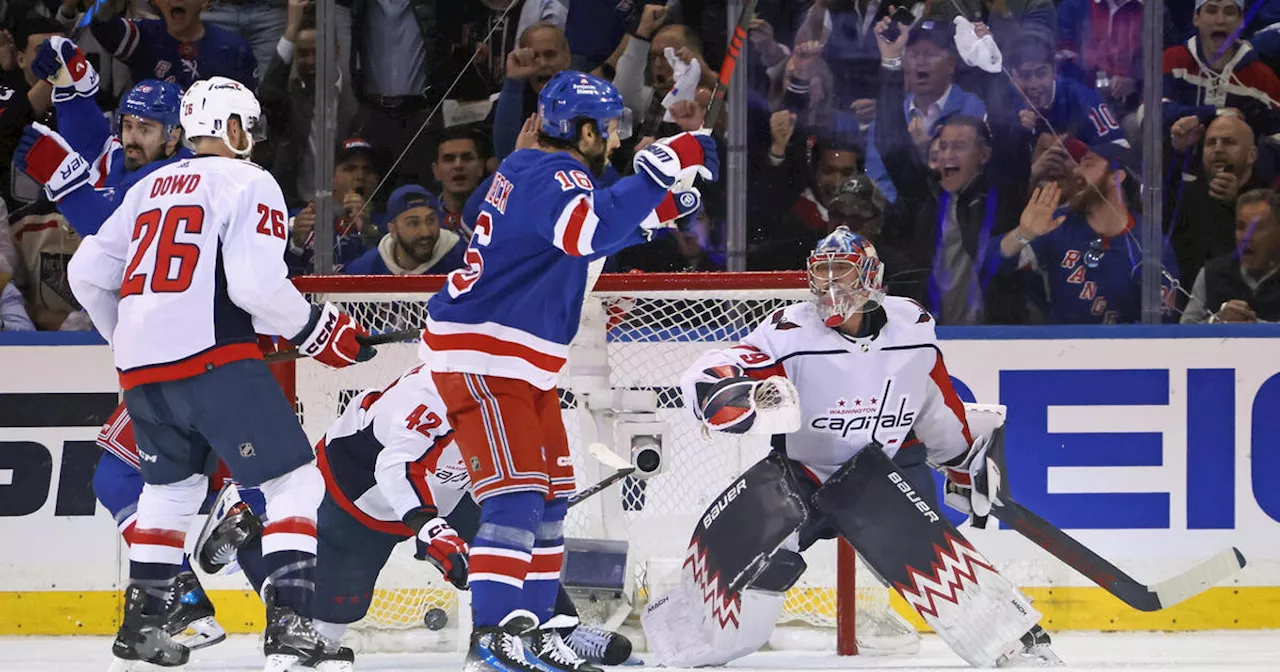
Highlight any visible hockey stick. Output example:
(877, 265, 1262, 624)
(981, 429, 1246, 611)
(704, 0, 760, 129)
(568, 443, 636, 509)
(263, 328, 422, 364)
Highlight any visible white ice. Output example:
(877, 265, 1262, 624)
(2, 632, 1279, 672)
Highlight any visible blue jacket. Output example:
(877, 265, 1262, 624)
(865, 84, 987, 203)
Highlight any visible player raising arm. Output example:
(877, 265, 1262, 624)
(423, 70, 716, 672)
(642, 228, 1060, 668)
(68, 76, 374, 672)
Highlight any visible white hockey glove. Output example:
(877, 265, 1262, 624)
(633, 130, 719, 190)
(695, 367, 800, 436)
(942, 433, 1003, 523)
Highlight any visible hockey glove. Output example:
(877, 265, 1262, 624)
(415, 516, 469, 589)
(33, 36, 99, 102)
(694, 366, 801, 436)
(289, 302, 376, 369)
(633, 130, 719, 190)
(942, 432, 1001, 524)
(641, 188, 702, 240)
(16, 122, 91, 201)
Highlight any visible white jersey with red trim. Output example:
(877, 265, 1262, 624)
(680, 296, 973, 480)
(316, 364, 467, 537)
(68, 156, 313, 390)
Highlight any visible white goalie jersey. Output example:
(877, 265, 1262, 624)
(317, 364, 469, 536)
(680, 296, 974, 479)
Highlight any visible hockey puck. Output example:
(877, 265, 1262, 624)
(424, 607, 449, 631)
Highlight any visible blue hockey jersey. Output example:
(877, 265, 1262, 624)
(91, 17, 258, 90)
(425, 149, 668, 389)
(1017, 75, 1123, 145)
(992, 212, 1179, 324)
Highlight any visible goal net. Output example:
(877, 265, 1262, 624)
(290, 272, 915, 655)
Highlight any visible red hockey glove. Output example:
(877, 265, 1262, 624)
(289, 302, 376, 369)
(633, 130, 718, 189)
(17, 122, 90, 201)
(417, 517, 469, 589)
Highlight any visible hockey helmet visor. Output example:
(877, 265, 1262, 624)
(808, 226, 885, 327)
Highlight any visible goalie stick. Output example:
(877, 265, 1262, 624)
(980, 427, 1246, 611)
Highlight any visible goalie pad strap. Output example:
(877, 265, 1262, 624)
(810, 446, 1039, 667)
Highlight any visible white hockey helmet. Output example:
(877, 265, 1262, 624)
(180, 76, 265, 157)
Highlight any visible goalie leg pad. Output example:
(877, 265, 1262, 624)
(641, 453, 808, 666)
(811, 447, 1040, 667)
(745, 548, 807, 593)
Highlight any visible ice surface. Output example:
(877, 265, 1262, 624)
(1, 631, 1277, 672)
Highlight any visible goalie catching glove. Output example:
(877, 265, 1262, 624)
(409, 513, 469, 589)
(289, 302, 376, 369)
(693, 365, 801, 436)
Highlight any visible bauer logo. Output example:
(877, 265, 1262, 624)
(888, 472, 940, 523)
(703, 478, 747, 528)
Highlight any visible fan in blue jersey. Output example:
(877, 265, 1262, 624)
(423, 70, 717, 672)
(991, 139, 1180, 324)
(1006, 36, 1123, 145)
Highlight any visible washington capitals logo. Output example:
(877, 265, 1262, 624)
(683, 537, 741, 629)
(894, 534, 997, 619)
(770, 309, 800, 330)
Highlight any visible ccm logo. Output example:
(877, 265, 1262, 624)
(557, 456, 573, 467)
(301, 312, 339, 354)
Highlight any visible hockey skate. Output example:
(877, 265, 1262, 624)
(195, 485, 263, 575)
(262, 585, 354, 672)
(998, 625, 1063, 667)
(525, 615, 603, 672)
(465, 610, 544, 672)
(563, 622, 635, 666)
(166, 571, 226, 650)
(108, 584, 190, 671)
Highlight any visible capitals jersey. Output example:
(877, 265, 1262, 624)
(316, 365, 466, 536)
(68, 156, 313, 389)
(425, 148, 670, 389)
(92, 17, 258, 90)
(681, 296, 974, 480)
(998, 212, 1180, 324)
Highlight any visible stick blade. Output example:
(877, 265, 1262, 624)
(586, 442, 633, 470)
(1149, 547, 1247, 610)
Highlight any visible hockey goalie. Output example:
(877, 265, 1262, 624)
(641, 227, 1060, 668)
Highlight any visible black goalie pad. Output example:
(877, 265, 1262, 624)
(685, 452, 809, 599)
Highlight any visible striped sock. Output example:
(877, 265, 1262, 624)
(129, 527, 186, 613)
(523, 497, 566, 624)
(469, 491, 543, 627)
(261, 516, 317, 612)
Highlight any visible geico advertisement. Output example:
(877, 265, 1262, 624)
(1, 337, 1277, 590)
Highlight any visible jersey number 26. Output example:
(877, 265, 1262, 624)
(121, 205, 205, 298)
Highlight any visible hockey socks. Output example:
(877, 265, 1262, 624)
(129, 475, 207, 612)
(470, 490, 545, 627)
(523, 497, 567, 623)
(258, 466, 323, 614)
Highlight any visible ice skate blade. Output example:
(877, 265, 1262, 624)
(997, 646, 1065, 667)
(107, 658, 184, 672)
(263, 653, 301, 672)
(311, 659, 353, 672)
(173, 616, 226, 650)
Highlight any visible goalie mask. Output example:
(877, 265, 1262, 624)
(808, 226, 885, 327)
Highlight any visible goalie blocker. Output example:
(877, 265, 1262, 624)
(643, 439, 1045, 668)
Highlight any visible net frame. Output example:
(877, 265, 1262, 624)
(288, 272, 881, 655)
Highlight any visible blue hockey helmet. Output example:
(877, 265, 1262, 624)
(538, 70, 632, 141)
(808, 226, 886, 326)
(116, 79, 182, 133)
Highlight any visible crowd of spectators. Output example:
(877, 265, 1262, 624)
(3, 0, 1280, 334)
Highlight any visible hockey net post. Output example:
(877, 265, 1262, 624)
(290, 272, 903, 655)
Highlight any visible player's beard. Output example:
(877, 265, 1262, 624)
(581, 136, 609, 176)
(124, 143, 162, 171)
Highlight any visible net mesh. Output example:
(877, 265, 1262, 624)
(294, 279, 898, 649)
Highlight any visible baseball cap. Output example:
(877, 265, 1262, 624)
(1065, 138, 1139, 176)
(831, 175, 887, 219)
(336, 137, 379, 167)
(1196, 0, 1243, 11)
(907, 20, 955, 52)
(386, 185, 442, 221)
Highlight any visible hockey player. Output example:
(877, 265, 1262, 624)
(196, 363, 635, 669)
(67, 76, 374, 671)
(643, 227, 1059, 668)
(422, 69, 716, 672)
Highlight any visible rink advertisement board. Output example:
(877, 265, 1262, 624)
(3, 327, 1280, 634)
